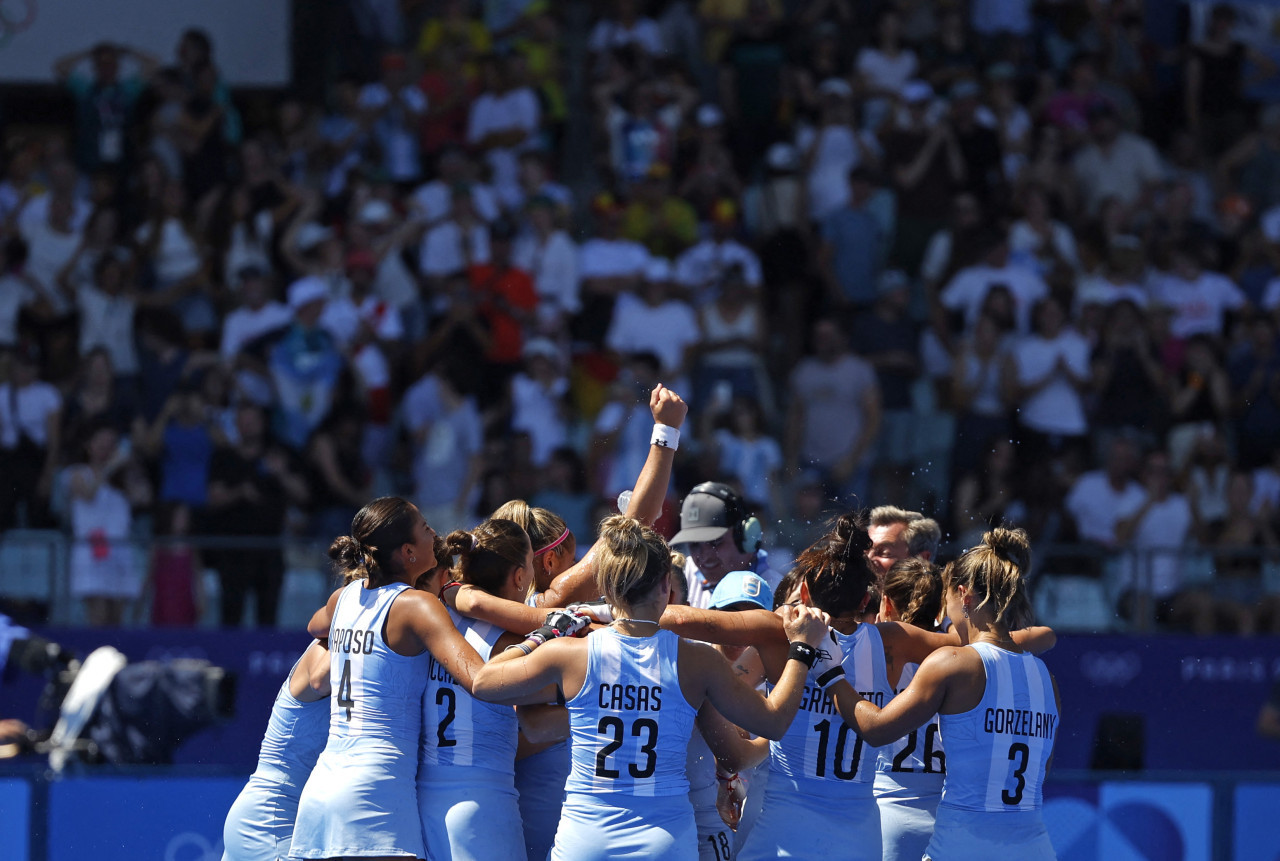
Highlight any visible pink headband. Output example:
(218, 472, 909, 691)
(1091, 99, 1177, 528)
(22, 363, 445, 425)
(534, 527, 571, 557)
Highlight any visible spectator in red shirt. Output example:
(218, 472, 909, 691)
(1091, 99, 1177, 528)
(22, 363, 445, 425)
(468, 217, 537, 406)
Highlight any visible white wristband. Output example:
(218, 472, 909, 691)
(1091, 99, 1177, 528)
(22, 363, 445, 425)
(651, 423, 680, 451)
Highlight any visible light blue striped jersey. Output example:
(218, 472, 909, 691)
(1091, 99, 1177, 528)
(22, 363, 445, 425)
(876, 661, 946, 782)
(769, 622, 893, 793)
(938, 643, 1058, 813)
(564, 627, 697, 796)
(420, 609, 518, 772)
(327, 580, 428, 745)
(252, 652, 330, 785)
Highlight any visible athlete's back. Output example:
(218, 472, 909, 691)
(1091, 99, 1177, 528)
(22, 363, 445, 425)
(740, 623, 894, 861)
(419, 610, 526, 861)
(292, 581, 430, 859)
(553, 626, 698, 861)
(925, 643, 1058, 860)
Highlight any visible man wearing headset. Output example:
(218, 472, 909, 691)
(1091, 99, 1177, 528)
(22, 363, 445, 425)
(671, 481, 782, 609)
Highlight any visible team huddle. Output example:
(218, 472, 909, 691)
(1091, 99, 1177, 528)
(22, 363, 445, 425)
(220, 385, 1061, 861)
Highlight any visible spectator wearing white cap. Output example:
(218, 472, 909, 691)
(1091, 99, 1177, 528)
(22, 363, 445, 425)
(606, 256, 700, 386)
(281, 193, 352, 302)
(798, 77, 882, 221)
(268, 277, 344, 449)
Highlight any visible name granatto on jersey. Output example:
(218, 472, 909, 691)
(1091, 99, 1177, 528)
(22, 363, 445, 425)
(800, 685, 884, 714)
(984, 707, 1057, 739)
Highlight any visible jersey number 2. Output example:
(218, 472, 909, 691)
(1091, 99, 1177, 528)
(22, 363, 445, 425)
(436, 688, 457, 748)
(594, 716, 658, 779)
(1002, 742, 1030, 805)
(337, 660, 356, 720)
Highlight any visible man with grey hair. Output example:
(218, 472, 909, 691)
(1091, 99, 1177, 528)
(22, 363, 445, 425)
(865, 504, 941, 578)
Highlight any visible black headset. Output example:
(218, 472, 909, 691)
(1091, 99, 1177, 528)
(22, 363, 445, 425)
(688, 482, 763, 554)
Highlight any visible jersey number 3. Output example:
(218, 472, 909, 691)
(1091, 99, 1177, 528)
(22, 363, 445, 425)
(595, 716, 658, 779)
(1002, 742, 1030, 805)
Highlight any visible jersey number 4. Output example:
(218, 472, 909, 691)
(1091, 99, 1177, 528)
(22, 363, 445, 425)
(594, 716, 658, 779)
(337, 660, 356, 720)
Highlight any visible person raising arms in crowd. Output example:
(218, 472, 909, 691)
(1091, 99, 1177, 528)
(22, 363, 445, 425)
(818, 528, 1060, 860)
(292, 498, 487, 861)
(469, 514, 833, 861)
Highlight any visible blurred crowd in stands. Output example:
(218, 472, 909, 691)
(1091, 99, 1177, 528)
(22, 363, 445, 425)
(1, 0, 1280, 634)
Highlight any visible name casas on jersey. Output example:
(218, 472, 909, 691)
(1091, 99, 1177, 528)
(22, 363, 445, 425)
(984, 707, 1057, 740)
(598, 683, 662, 711)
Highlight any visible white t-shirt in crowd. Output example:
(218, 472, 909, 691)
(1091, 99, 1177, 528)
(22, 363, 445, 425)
(1152, 271, 1247, 338)
(77, 285, 139, 374)
(373, 246, 421, 310)
(855, 48, 918, 96)
(605, 294, 701, 375)
(1075, 274, 1150, 310)
(0, 381, 62, 448)
(19, 219, 81, 314)
(411, 179, 500, 224)
(320, 295, 404, 350)
(579, 237, 650, 281)
(796, 123, 881, 221)
(1011, 329, 1091, 435)
(467, 87, 540, 206)
(940, 262, 1049, 334)
(1065, 470, 1146, 546)
(513, 230, 581, 318)
(419, 221, 491, 277)
(1071, 132, 1164, 214)
(136, 218, 203, 286)
(510, 372, 569, 467)
(221, 302, 293, 360)
(1113, 491, 1192, 597)
(1008, 220, 1079, 270)
(18, 193, 91, 234)
(674, 239, 762, 296)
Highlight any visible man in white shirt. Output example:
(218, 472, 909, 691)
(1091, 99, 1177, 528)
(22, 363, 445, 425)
(220, 266, 293, 361)
(940, 231, 1048, 335)
(419, 185, 491, 280)
(467, 55, 541, 209)
(674, 201, 762, 303)
(575, 194, 650, 347)
(1071, 102, 1164, 216)
(1113, 450, 1202, 627)
(411, 147, 500, 225)
(1152, 244, 1248, 339)
(1065, 436, 1145, 549)
(605, 257, 700, 381)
